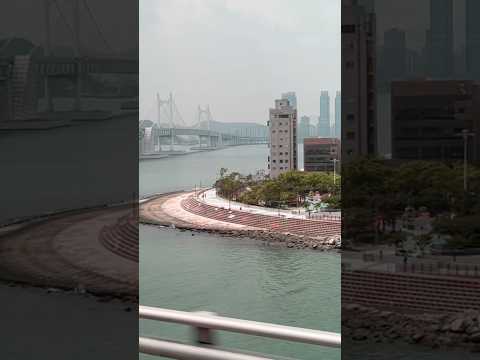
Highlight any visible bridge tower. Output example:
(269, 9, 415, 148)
(41, 0, 118, 114)
(157, 92, 184, 151)
(198, 105, 212, 148)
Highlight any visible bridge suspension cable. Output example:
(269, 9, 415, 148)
(48, 0, 114, 57)
(51, 0, 77, 49)
(82, 0, 115, 55)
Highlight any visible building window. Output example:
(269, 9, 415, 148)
(346, 61, 355, 69)
(342, 24, 356, 33)
(272, 160, 276, 163)
(347, 114, 355, 121)
(272, 130, 276, 133)
(285, 159, 288, 163)
(285, 152, 288, 155)
(279, 160, 283, 163)
(279, 152, 283, 155)
(346, 131, 355, 140)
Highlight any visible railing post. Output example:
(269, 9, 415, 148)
(194, 311, 216, 345)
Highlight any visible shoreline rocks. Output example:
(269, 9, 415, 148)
(141, 219, 341, 251)
(342, 304, 480, 352)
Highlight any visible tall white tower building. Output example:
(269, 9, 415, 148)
(268, 98, 297, 178)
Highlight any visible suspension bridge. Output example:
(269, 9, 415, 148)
(0, 0, 138, 124)
(139, 92, 268, 157)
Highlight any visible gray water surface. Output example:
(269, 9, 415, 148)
(139, 145, 340, 360)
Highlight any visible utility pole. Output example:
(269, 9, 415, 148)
(332, 159, 339, 186)
(169, 92, 174, 151)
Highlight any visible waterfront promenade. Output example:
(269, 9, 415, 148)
(0, 205, 137, 299)
(140, 189, 341, 247)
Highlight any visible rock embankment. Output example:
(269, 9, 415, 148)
(199, 228, 341, 250)
(343, 304, 480, 352)
(142, 221, 342, 250)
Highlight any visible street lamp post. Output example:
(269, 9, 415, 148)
(331, 159, 339, 186)
(459, 129, 475, 192)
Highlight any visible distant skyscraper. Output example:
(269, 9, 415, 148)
(428, 0, 453, 78)
(334, 91, 341, 139)
(359, 0, 375, 14)
(383, 28, 406, 81)
(318, 91, 330, 137)
(281, 92, 297, 110)
(466, 0, 480, 80)
(268, 98, 297, 178)
(299, 116, 311, 143)
(342, 0, 377, 160)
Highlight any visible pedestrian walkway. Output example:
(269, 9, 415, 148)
(182, 193, 340, 238)
(198, 188, 340, 221)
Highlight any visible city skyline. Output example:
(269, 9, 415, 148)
(140, 0, 340, 124)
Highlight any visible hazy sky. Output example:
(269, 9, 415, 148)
(0, 1, 137, 56)
(140, 0, 340, 125)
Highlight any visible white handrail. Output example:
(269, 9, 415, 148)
(139, 306, 341, 348)
(139, 337, 273, 360)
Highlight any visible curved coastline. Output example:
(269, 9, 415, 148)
(140, 190, 342, 250)
(0, 202, 138, 301)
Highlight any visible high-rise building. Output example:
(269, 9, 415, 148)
(383, 28, 406, 81)
(376, 91, 391, 158)
(334, 91, 341, 139)
(406, 48, 423, 78)
(304, 138, 341, 172)
(318, 91, 330, 137)
(360, 0, 375, 14)
(341, 0, 377, 160)
(281, 92, 297, 110)
(299, 116, 311, 143)
(391, 80, 480, 162)
(466, 0, 480, 80)
(427, 0, 453, 78)
(268, 98, 298, 178)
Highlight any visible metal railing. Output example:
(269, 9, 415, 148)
(139, 305, 341, 359)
